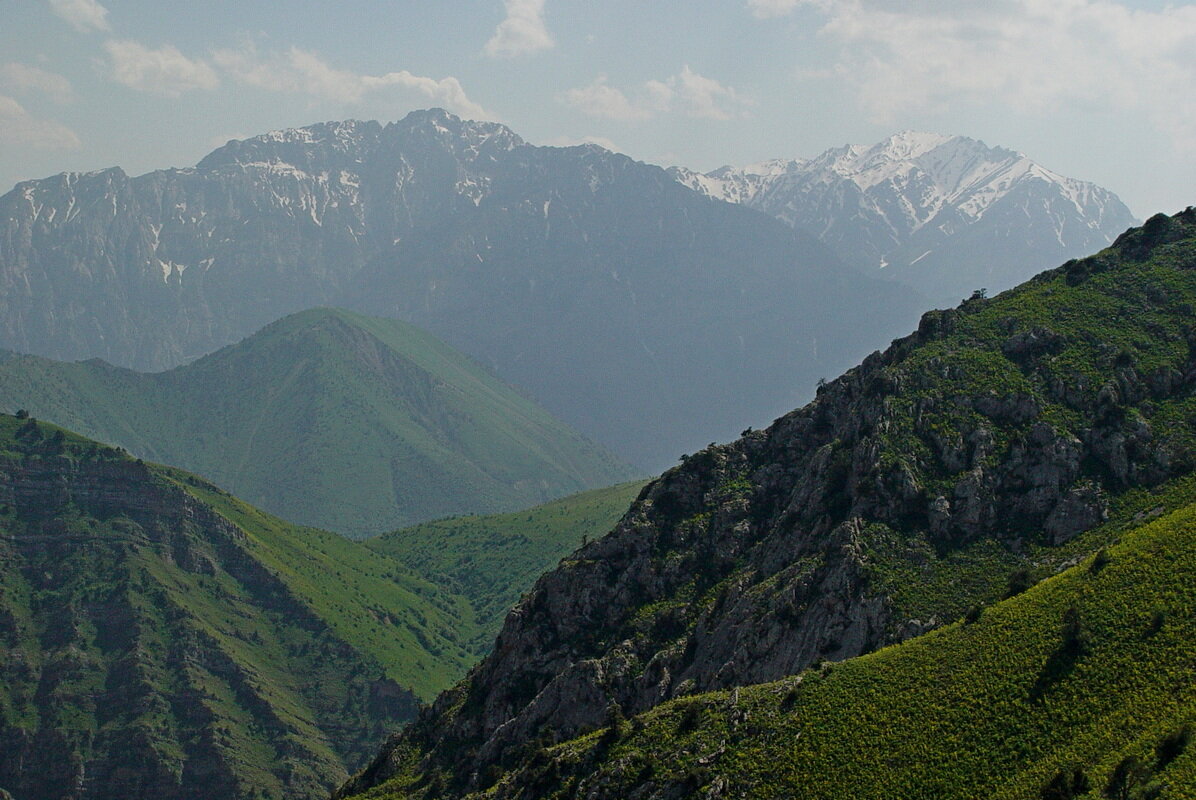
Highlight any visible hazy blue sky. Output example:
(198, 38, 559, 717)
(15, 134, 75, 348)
(2, 0, 1193, 216)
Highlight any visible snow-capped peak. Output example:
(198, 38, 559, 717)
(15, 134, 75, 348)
(808, 132, 1018, 201)
(730, 158, 806, 179)
(669, 130, 1136, 305)
(679, 131, 1113, 225)
(385, 108, 524, 154)
(872, 130, 956, 161)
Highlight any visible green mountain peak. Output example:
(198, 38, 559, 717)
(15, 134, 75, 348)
(0, 308, 637, 537)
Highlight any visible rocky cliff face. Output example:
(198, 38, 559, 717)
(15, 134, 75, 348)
(340, 210, 1196, 799)
(0, 109, 925, 470)
(0, 417, 424, 800)
(671, 132, 1138, 307)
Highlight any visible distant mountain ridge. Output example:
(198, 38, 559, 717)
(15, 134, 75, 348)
(670, 131, 1137, 304)
(0, 307, 635, 537)
(0, 108, 927, 470)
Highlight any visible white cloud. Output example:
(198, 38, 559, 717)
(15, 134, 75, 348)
(484, 0, 554, 58)
(795, 0, 1196, 148)
(47, 0, 110, 32)
(1, 63, 74, 103)
(560, 76, 650, 120)
(212, 45, 490, 119)
(541, 134, 619, 152)
(0, 95, 81, 149)
(561, 67, 750, 121)
(667, 66, 748, 120)
(746, 0, 803, 18)
(105, 40, 219, 96)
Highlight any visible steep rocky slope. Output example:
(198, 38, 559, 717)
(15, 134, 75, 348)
(671, 132, 1137, 306)
(0, 109, 924, 469)
(0, 308, 635, 536)
(0, 414, 480, 800)
(444, 483, 1196, 799)
(339, 209, 1196, 799)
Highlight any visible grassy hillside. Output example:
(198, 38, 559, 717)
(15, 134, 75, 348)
(0, 413, 480, 800)
(0, 308, 637, 537)
(369, 480, 648, 650)
(166, 477, 478, 701)
(438, 479, 1196, 800)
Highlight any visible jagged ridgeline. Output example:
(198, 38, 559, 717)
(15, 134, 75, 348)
(0, 414, 487, 800)
(0, 308, 636, 537)
(338, 208, 1196, 799)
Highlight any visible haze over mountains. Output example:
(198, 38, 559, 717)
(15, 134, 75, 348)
(0, 109, 1016, 472)
(0, 308, 634, 537)
(0, 113, 1135, 471)
(671, 131, 1137, 305)
(4, 210, 1192, 800)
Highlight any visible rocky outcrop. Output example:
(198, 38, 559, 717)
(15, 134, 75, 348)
(340, 209, 1196, 799)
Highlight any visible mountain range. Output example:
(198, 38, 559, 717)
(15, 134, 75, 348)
(338, 208, 1196, 800)
(670, 131, 1137, 306)
(0, 115, 1140, 471)
(0, 109, 929, 471)
(0, 307, 634, 537)
(0, 109, 1182, 800)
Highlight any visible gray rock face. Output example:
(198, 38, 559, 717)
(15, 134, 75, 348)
(341, 213, 1196, 799)
(0, 110, 926, 470)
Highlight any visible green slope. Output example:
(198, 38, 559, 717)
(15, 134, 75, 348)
(168, 479, 478, 701)
(449, 481, 1196, 800)
(0, 413, 477, 800)
(369, 480, 648, 651)
(0, 308, 637, 537)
